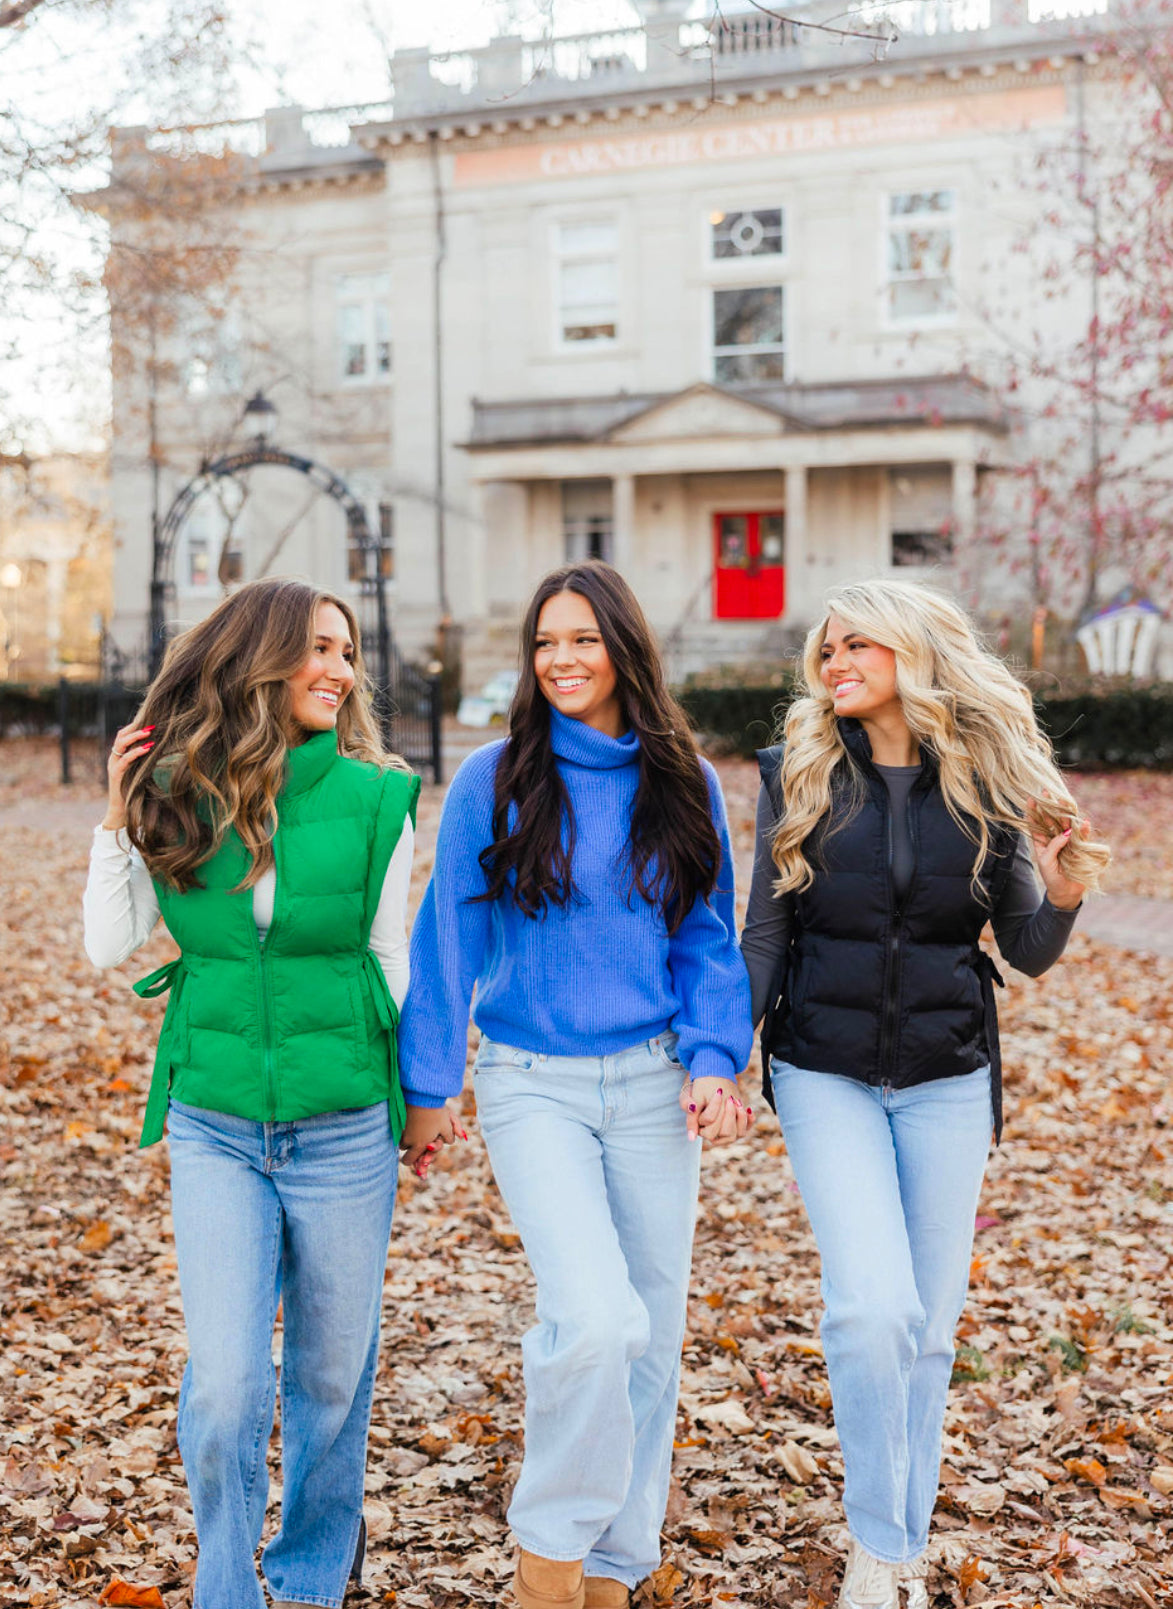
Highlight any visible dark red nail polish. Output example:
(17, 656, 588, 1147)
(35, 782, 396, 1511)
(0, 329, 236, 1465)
(688, 1103, 697, 1113)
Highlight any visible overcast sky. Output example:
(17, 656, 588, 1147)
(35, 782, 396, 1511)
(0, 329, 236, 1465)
(5, 0, 677, 449)
(228, 0, 645, 118)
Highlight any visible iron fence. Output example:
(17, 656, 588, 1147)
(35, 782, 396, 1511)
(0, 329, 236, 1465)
(54, 639, 443, 787)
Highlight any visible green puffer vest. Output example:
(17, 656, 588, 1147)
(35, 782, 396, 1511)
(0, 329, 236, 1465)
(132, 730, 420, 1149)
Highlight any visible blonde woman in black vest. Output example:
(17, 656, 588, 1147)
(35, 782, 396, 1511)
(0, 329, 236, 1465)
(82, 579, 450, 1609)
(741, 580, 1108, 1609)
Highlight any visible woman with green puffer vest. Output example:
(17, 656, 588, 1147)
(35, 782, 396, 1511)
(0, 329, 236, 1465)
(82, 578, 449, 1609)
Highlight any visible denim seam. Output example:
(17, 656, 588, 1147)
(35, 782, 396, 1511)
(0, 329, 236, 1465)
(241, 1187, 282, 1524)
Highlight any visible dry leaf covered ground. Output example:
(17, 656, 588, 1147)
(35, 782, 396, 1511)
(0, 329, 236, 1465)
(1, 740, 1171, 1609)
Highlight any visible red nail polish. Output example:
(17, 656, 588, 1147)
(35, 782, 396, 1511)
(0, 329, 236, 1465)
(688, 1103, 697, 1113)
(747, 1108, 754, 1118)
(143, 725, 156, 732)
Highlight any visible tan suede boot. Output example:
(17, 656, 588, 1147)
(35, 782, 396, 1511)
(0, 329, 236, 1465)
(512, 1550, 585, 1609)
(584, 1578, 630, 1607)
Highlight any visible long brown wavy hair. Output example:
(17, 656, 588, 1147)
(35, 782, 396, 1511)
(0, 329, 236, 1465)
(123, 577, 403, 892)
(477, 561, 721, 933)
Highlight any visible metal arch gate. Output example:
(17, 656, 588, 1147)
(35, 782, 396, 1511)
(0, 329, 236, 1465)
(149, 444, 442, 783)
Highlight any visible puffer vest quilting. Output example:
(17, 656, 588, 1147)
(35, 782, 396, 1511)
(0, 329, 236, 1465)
(759, 722, 1016, 1132)
(133, 731, 420, 1148)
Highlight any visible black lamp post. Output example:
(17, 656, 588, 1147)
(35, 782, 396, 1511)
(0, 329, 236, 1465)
(242, 389, 278, 443)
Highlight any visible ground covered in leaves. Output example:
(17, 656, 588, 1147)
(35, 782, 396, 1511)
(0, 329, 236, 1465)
(1, 741, 1170, 1608)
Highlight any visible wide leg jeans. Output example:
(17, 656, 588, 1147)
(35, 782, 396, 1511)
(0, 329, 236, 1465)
(770, 1060, 992, 1564)
(167, 1098, 397, 1609)
(473, 1033, 702, 1590)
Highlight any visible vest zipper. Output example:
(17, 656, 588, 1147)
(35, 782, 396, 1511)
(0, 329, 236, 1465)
(254, 841, 282, 1121)
(878, 776, 919, 1087)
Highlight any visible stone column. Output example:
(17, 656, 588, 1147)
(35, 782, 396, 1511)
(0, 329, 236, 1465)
(612, 472, 636, 576)
(952, 457, 978, 601)
(784, 464, 809, 625)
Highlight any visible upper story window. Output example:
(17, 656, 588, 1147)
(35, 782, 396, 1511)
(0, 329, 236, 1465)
(181, 304, 243, 398)
(885, 191, 956, 323)
(712, 285, 786, 383)
(554, 220, 619, 346)
(336, 273, 391, 384)
(710, 207, 785, 261)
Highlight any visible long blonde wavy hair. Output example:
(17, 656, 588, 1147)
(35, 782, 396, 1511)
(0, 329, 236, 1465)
(123, 577, 407, 892)
(771, 578, 1110, 897)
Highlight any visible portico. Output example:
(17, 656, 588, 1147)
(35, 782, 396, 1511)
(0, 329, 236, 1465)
(462, 376, 1008, 664)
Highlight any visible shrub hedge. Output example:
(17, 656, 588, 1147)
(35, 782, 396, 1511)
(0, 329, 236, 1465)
(676, 675, 1173, 770)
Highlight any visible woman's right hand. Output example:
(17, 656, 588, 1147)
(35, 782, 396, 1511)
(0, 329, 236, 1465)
(680, 1075, 754, 1147)
(103, 723, 155, 830)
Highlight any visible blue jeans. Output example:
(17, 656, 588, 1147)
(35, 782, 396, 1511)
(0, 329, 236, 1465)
(473, 1033, 702, 1588)
(770, 1060, 992, 1564)
(167, 1098, 398, 1609)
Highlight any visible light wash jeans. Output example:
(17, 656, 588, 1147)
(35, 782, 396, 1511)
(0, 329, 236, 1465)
(473, 1032, 702, 1589)
(167, 1098, 397, 1609)
(769, 1060, 993, 1565)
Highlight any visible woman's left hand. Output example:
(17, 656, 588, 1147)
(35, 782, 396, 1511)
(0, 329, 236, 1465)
(679, 1075, 754, 1146)
(400, 1101, 468, 1178)
(1028, 801, 1088, 911)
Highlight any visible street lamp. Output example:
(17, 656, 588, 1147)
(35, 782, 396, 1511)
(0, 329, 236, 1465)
(242, 389, 278, 444)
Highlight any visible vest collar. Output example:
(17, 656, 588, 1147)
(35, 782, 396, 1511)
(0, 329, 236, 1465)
(549, 707, 640, 770)
(839, 717, 937, 785)
(284, 729, 341, 794)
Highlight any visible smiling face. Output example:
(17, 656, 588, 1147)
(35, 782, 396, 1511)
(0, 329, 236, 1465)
(286, 601, 356, 739)
(533, 589, 622, 737)
(818, 611, 903, 723)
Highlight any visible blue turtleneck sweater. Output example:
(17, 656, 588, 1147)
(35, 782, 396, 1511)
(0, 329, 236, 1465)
(398, 709, 752, 1107)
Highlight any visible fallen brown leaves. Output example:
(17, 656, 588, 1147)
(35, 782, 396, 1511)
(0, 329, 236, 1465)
(0, 741, 1170, 1607)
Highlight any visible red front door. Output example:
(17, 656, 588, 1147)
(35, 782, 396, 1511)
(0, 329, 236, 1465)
(713, 511, 786, 619)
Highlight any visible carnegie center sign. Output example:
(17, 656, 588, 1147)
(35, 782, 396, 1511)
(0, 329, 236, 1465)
(452, 85, 1067, 187)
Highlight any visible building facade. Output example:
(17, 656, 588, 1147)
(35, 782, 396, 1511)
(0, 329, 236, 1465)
(106, 0, 1156, 684)
(0, 454, 111, 681)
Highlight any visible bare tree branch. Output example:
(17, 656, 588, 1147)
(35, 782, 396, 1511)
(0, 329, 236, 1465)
(0, 0, 48, 29)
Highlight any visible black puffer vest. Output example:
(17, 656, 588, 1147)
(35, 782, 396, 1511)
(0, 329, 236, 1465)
(759, 721, 1017, 1139)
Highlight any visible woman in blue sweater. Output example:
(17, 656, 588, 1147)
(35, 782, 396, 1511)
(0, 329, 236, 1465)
(398, 561, 752, 1609)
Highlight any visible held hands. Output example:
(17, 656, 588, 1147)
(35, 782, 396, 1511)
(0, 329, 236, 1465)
(1027, 798, 1089, 912)
(103, 722, 156, 830)
(679, 1075, 754, 1147)
(400, 1101, 468, 1179)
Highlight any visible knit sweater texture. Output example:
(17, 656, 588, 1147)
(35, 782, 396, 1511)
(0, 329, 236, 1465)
(398, 709, 752, 1107)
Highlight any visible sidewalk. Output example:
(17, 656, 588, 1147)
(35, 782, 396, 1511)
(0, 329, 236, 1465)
(1076, 894, 1173, 958)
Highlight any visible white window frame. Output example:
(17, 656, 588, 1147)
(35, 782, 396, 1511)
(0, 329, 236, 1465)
(709, 283, 788, 385)
(882, 189, 958, 329)
(180, 304, 243, 398)
(551, 216, 621, 352)
(705, 203, 788, 269)
(335, 272, 391, 387)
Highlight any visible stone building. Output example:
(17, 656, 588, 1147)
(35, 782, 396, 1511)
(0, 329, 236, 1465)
(104, 0, 1142, 684)
(0, 454, 111, 681)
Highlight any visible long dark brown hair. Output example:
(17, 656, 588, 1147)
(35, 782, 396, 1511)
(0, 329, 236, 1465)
(477, 561, 721, 933)
(123, 577, 402, 892)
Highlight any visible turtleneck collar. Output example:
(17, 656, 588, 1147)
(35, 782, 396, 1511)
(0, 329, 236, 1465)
(284, 728, 341, 794)
(549, 707, 640, 770)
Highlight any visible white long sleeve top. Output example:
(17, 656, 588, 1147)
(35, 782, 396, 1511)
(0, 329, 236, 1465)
(83, 819, 414, 1011)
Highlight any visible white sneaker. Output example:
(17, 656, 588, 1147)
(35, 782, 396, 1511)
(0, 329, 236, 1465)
(900, 1554, 929, 1609)
(838, 1539, 899, 1609)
